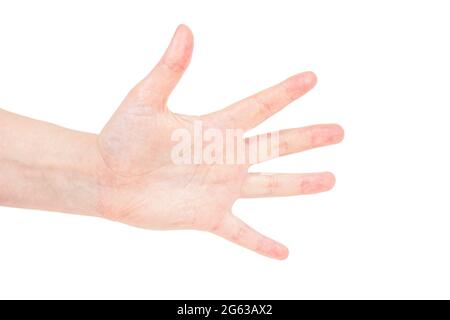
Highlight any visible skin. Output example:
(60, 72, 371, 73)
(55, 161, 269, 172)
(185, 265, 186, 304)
(0, 25, 344, 259)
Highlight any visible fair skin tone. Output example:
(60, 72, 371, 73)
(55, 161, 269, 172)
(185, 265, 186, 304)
(0, 25, 343, 259)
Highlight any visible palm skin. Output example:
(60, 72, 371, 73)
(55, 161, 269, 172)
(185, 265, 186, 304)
(96, 25, 344, 259)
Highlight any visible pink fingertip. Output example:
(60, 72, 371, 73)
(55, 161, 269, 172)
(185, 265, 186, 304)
(302, 71, 318, 86)
(286, 71, 317, 99)
(274, 245, 289, 260)
(321, 172, 336, 190)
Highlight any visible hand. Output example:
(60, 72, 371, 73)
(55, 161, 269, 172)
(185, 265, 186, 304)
(97, 25, 344, 259)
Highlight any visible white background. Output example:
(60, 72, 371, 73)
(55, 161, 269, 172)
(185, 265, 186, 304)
(0, 0, 449, 299)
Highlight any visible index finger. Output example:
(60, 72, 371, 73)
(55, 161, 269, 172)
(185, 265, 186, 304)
(204, 71, 317, 130)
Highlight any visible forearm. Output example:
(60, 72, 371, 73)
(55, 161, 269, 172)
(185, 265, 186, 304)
(0, 108, 105, 217)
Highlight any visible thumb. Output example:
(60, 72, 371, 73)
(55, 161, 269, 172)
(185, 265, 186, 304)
(132, 24, 194, 111)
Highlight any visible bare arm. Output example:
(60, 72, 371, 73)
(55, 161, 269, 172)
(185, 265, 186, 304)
(0, 109, 104, 216)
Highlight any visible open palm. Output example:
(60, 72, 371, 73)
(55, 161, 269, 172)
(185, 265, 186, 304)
(97, 25, 343, 259)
